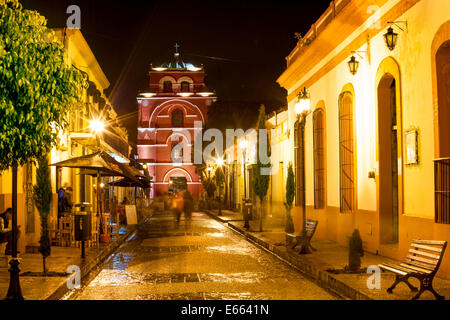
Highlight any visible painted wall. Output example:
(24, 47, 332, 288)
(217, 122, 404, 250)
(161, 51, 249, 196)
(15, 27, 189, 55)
(275, 0, 450, 278)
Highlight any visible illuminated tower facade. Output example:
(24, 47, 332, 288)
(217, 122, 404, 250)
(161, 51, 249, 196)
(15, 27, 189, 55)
(137, 45, 215, 199)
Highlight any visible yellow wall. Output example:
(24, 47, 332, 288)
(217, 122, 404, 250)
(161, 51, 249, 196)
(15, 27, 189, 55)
(275, 0, 450, 278)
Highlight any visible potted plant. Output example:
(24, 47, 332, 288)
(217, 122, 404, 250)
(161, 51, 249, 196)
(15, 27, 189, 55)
(284, 163, 295, 241)
(346, 229, 364, 272)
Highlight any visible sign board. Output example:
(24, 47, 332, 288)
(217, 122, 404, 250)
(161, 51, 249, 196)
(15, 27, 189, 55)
(125, 205, 137, 225)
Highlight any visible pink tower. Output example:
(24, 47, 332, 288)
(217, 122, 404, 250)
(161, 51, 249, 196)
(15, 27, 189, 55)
(137, 44, 216, 199)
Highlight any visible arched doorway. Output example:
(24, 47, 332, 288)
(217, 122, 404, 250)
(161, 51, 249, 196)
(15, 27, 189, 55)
(377, 73, 400, 244)
(432, 34, 450, 224)
(168, 176, 188, 195)
(435, 40, 450, 158)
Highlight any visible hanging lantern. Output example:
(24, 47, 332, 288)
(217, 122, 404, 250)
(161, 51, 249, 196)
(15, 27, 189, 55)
(295, 87, 311, 116)
(384, 27, 398, 51)
(347, 55, 359, 75)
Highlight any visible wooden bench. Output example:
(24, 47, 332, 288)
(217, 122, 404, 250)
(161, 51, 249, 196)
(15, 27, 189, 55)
(286, 219, 318, 253)
(379, 239, 447, 300)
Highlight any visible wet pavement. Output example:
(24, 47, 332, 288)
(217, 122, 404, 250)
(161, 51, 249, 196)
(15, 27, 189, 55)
(71, 211, 337, 300)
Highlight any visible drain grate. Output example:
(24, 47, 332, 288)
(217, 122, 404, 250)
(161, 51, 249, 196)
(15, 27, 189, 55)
(142, 245, 202, 252)
(145, 232, 203, 238)
(142, 273, 200, 284)
(136, 292, 271, 300)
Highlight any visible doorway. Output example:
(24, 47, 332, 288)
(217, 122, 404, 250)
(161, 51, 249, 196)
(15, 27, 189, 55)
(168, 176, 187, 195)
(378, 74, 400, 244)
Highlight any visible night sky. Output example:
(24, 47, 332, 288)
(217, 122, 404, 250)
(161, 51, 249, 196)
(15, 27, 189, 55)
(21, 0, 330, 146)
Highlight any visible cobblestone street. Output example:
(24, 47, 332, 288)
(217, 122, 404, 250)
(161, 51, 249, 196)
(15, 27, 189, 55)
(70, 211, 337, 300)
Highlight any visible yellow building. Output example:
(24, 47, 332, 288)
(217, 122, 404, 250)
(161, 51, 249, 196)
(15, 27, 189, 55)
(274, 0, 450, 279)
(0, 28, 130, 253)
(265, 109, 290, 224)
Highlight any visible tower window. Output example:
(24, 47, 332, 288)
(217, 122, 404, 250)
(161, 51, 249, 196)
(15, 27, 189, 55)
(181, 81, 190, 92)
(172, 109, 184, 127)
(163, 81, 173, 92)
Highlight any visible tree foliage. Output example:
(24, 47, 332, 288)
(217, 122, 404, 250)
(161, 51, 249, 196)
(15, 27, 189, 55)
(214, 166, 225, 195)
(252, 105, 271, 202)
(252, 105, 271, 231)
(33, 155, 52, 274)
(284, 162, 295, 233)
(0, 0, 86, 170)
(285, 163, 295, 208)
(202, 176, 216, 200)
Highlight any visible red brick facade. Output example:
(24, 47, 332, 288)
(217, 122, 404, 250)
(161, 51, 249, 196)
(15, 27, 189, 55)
(137, 51, 215, 199)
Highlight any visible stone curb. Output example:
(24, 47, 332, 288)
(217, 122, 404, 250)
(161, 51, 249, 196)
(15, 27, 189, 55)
(204, 210, 372, 300)
(45, 214, 152, 300)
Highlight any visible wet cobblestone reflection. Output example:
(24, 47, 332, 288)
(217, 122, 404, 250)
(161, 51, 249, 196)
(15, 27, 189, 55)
(73, 212, 337, 300)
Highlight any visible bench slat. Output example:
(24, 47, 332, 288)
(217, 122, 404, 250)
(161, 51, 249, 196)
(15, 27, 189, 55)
(408, 249, 441, 260)
(379, 264, 408, 276)
(381, 263, 421, 274)
(286, 233, 300, 237)
(404, 259, 437, 271)
(411, 243, 443, 253)
(406, 254, 438, 266)
(413, 239, 447, 245)
(399, 263, 432, 274)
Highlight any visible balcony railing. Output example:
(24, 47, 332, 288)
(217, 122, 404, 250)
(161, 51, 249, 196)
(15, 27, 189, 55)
(435, 157, 450, 224)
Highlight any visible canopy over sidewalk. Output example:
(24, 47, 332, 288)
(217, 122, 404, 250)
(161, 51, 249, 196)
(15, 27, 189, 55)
(50, 151, 137, 182)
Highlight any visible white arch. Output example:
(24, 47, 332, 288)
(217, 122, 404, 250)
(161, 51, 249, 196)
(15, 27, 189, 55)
(163, 167, 193, 182)
(167, 104, 187, 115)
(159, 76, 176, 85)
(177, 76, 194, 84)
(166, 131, 192, 145)
(149, 99, 205, 125)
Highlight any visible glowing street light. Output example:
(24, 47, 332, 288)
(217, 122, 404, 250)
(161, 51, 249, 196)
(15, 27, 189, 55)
(89, 119, 105, 134)
(240, 139, 249, 151)
(295, 87, 311, 117)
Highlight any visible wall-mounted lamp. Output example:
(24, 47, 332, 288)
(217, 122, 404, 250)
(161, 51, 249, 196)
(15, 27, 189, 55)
(348, 56, 359, 76)
(384, 21, 407, 51)
(295, 87, 311, 117)
(347, 51, 366, 75)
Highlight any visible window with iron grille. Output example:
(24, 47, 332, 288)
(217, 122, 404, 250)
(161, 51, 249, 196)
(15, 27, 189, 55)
(339, 92, 355, 213)
(435, 41, 450, 224)
(313, 108, 325, 209)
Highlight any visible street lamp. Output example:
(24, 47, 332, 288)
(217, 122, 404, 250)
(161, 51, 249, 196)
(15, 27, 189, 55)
(347, 55, 359, 75)
(89, 118, 105, 242)
(383, 21, 407, 51)
(240, 139, 250, 229)
(384, 27, 398, 51)
(89, 119, 105, 150)
(5, 165, 23, 300)
(347, 51, 366, 76)
(216, 157, 224, 216)
(295, 87, 312, 254)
